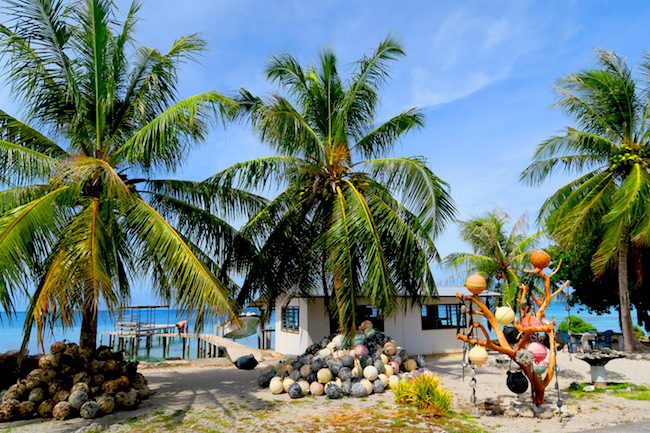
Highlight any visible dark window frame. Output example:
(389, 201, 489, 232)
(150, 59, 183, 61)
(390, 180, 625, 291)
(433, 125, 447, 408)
(421, 303, 465, 330)
(281, 306, 300, 333)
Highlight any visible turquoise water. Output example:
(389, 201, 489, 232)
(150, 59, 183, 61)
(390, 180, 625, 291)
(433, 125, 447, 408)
(0, 301, 636, 357)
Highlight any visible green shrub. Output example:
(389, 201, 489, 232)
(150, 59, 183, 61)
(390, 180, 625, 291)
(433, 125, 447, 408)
(393, 372, 452, 415)
(558, 316, 596, 333)
(634, 325, 646, 339)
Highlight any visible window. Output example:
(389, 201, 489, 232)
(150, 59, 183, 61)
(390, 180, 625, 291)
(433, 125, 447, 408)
(421, 304, 465, 330)
(356, 305, 384, 331)
(281, 306, 299, 333)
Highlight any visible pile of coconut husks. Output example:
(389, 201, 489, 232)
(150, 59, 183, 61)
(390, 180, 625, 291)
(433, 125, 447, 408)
(0, 342, 150, 422)
(258, 320, 427, 399)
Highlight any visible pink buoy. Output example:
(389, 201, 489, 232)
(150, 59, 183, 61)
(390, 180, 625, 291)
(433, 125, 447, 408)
(354, 345, 369, 358)
(521, 314, 541, 329)
(527, 342, 548, 363)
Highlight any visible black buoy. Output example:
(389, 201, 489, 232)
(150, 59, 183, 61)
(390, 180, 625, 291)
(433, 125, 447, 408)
(234, 354, 258, 370)
(506, 370, 529, 394)
(504, 326, 519, 345)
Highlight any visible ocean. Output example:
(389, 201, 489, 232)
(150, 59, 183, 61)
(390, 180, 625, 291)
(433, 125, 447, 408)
(0, 301, 636, 359)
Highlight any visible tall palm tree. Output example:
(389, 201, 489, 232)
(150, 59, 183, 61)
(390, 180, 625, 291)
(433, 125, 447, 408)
(0, 0, 259, 350)
(521, 50, 650, 352)
(444, 209, 540, 305)
(210, 37, 456, 336)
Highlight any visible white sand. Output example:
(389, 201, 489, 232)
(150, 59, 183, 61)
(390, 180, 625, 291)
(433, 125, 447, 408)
(4, 351, 650, 433)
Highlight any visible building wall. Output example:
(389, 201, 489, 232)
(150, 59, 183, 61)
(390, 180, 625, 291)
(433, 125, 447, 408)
(274, 295, 475, 355)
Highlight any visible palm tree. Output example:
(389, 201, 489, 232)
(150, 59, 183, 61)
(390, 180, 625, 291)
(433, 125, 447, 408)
(210, 37, 456, 336)
(0, 0, 260, 350)
(521, 50, 650, 352)
(444, 209, 540, 305)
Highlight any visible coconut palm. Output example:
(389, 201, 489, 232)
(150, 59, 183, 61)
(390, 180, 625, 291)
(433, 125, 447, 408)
(521, 50, 650, 352)
(444, 209, 541, 305)
(210, 37, 456, 336)
(0, 0, 260, 350)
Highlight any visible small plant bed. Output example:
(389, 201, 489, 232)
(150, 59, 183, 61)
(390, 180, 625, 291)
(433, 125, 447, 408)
(566, 382, 650, 401)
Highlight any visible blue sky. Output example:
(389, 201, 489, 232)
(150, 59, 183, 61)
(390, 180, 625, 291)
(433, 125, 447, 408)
(3, 0, 650, 305)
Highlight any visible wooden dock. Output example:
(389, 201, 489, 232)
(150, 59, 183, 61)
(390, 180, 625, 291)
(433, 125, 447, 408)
(99, 330, 263, 362)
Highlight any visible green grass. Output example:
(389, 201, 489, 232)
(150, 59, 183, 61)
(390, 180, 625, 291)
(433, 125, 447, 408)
(566, 382, 650, 401)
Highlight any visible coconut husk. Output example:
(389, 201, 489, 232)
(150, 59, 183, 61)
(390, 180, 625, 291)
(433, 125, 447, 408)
(16, 401, 36, 419)
(117, 375, 130, 389)
(102, 379, 120, 394)
(96, 394, 115, 414)
(52, 401, 72, 420)
(0, 399, 18, 422)
(37, 399, 54, 417)
(28, 387, 46, 404)
(53, 389, 70, 403)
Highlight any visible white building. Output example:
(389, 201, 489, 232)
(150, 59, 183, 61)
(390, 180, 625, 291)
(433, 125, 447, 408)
(272, 287, 500, 356)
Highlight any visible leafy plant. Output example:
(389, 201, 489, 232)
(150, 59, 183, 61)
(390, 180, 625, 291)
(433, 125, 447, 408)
(521, 50, 650, 352)
(558, 316, 596, 333)
(212, 37, 456, 335)
(393, 373, 453, 415)
(634, 325, 646, 339)
(0, 0, 257, 349)
(444, 209, 540, 304)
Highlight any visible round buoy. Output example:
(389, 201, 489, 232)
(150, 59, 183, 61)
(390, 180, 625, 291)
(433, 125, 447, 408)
(310, 381, 324, 396)
(388, 375, 400, 389)
(527, 342, 548, 363)
(288, 383, 303, 399)
(495, 306, 516, 325)
(317, 368, 332, 384)
(506, 371, 528, 394)
(363, 366, 379, 381)
(468, 345, 488, 367)
(269, 378, 284, 394)
(359, 320, 373, 332)
(530, 250, 551, 269)
(465, 273, 487, 295)
(282, 377, 295, 393)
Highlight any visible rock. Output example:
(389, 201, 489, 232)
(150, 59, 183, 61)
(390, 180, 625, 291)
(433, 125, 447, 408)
(582, 385, 596, 392)
(537, 405, 555, 419)
(75, 422, 102, 433)
(80, 401, 99, 419)
(504, 407, 519, 417)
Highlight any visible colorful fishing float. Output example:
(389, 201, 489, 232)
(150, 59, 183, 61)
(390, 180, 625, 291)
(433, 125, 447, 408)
(455, 250, 569, 407)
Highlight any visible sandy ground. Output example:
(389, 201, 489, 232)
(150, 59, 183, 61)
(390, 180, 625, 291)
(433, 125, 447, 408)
(2, 352, 650, 433)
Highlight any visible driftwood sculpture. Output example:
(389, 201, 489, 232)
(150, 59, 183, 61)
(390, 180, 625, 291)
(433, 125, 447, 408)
(456, 250, 569, 406)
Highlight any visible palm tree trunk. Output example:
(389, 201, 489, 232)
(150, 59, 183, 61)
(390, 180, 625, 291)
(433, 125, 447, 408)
(79, 295, 98, 350)
(618, 240, 641, 353)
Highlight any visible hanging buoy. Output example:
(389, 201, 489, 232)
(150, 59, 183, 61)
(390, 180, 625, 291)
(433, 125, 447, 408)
(503, 326, 519, 345)
(506, 371, 529, 394)
(527, 342, 548, 363)
(530, 250, 551, 269)
(468, 345, 488, 367)
(465, 274, 487, 295)
(495, 306, 516, 325)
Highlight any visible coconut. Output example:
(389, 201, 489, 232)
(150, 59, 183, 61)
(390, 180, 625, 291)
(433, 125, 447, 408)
(403, 359, 417, 372)
(38, 354, 57, 369)
(388, 375, 400, 389)
(116, 389, 138, 409)
(40, 368, 56, 383)
(53, 390, 70, 403)
(133, 372, 147, 387)
(3, 390, 23, 402)
(0, 399, 18, 422)
(73, 371, 91, 385)
(28, 387, 46, 404)
(309, 382, 324, 396)
(38, 399, 54, 417)
(90, 359, 105, 373)
(26, 369, 43, 383)
(363, 366, 379, 381)
(287, 383, 303, 399)
(52, 401, 72, 420)
(338, 367, 352, 381)
(50, 341, 66, 355)
(16, 401, 36, 419)
(102, 379, 120, 394)
(351, 382, 367, 398)
(71, 382, 90, 395)
(530, 250, 551, 269)
(282, 377, 295, 392)
(372, 379, 385, 394)
(135, 383, 151, 399)
(48, 381, 64, 395)
(96, 395, 115, 414)
(79, 400, 99, 419)
(68, 391, 89, 409)
(104, 359, 118, 374)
